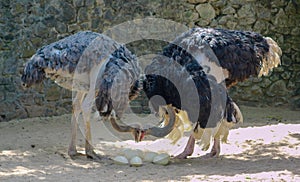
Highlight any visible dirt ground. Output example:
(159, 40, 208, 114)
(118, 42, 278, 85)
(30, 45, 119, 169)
(0, 105, 299, 182)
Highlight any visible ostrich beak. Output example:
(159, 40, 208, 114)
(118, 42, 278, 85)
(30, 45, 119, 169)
(143, 105, 176, 138)
(139, 130, 145, 141)
(133, 129, 145, 142)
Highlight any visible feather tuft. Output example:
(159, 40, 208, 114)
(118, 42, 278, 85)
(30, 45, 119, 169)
(259, 37, 282, 77)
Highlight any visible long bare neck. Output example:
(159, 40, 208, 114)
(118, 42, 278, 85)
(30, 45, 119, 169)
(110, 117, 133, 132)
(147, 107, 176, 137)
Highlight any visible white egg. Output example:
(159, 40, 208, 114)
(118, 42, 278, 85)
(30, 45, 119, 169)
(123, 148, 144, 159)
(113, 155, 129, 165)
(129, 156, 143, 167)
(152, 153, 170, 165)
(143, 151, 158, 162)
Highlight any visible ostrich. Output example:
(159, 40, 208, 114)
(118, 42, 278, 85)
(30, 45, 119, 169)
(21, 31, 176, 160)
(143, 27, 281, 159)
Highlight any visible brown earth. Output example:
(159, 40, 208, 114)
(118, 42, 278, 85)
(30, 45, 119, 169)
(0, 106, 299, 181)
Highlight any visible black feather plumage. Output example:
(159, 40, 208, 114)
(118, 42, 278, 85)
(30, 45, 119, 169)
(143, 27, 281, 130)
(95, 46, 140, 118)
(169, 27, 280, 87)
(143, 44, 228, 129)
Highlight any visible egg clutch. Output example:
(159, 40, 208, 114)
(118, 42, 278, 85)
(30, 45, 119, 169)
(112, 148, 170, 167)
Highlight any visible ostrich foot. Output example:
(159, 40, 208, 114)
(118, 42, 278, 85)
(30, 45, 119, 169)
(68, 149, 86, 159)
(86, 150, 104, 161)
(174, 135, 195, 159)
(68, 145, 86, 159)
(202, 138, 220, 159)
(68, 148, 106, 161)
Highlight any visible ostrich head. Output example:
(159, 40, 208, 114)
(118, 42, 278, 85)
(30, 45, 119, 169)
(21, 54, 46, 88)
(140, 105, 177, 141)
(109, 105, 176, 142)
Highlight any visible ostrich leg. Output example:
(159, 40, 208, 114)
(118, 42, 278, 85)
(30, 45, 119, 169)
(175, 135, 195, 159)
(68, 92, 85, 158)
(209, 138, 220, 157)
(81, 90, 102, 160)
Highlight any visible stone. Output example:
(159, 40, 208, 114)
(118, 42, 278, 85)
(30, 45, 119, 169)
(18, 93, 35, 106)
(250, 85, 263, 96)
(184, 11, 199, 21)
(55, 22, 67, 33)
(222, 6, 236, 15)
(96, 0, 104, 5)
(229, 0, 243, 8)
(288, 80, 297, 93)
(196, 19, 210, 26)
(86, 0, 95, 7)
(73, 0, 84, 7)
(91, 18, 101, 29)
(0, 0, 10, 7)
(25, 105, 47, 118)
(34, 22, 49, 38)
(45, 85, 61, 101)
(292, 98, 300, 110)
(257, 9, 272, 21)
(20, 41, 35, 58)
(291, 27, 300, 36)
(103, 9, 114, 21)
(187, 0, 208, 4)
(253, 21, 270, 34)
(10, 2, 25, 15)
(259, 78, 272, 88)
(237, 4, 255, 17)
(57, 2, 76, 22)
(80, 22, 91, 29)
(34, 94, 44, 105)
(273, 8, 289, 27)
(285, 1, 297, 14)
(237, 5, 256, 25)
(273, 66, 285, 73)
(78, 7, 90, 22)
(226, 21, 237, 29)
(92, 7, 103, 18)
(211, 0, 227, 9)
(218, 15, 235, 25)
(238, 80, 252, 87)
(196, 3, 216, 20)
(281, 72, 291, 80)
(68, 24, 81, 33)
(3, 58, 17, 75)
(45, 5, 60, 15)
(271, 0, 288, 7)
(296, 72, 300, 82)
(281, 55, 292, 66)
(42, 15, 57, 27)
(267, 80, 289, 97)
(0, 91, 5, 102)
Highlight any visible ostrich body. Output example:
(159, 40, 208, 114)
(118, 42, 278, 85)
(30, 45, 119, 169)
(21, 31, 176, 160)
(144, 27, 281, 159)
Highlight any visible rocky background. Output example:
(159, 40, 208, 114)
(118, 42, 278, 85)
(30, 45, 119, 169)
(0, 0, 299, 121)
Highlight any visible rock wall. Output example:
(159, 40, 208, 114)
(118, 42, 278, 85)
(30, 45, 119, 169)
(0, 0, 299, 121)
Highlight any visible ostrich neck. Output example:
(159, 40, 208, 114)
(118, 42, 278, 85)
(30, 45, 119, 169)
(110, 117, 133, 132)
(147, 106, 176, 137)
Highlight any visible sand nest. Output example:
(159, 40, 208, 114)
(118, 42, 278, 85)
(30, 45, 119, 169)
(0, 106, 299, 181)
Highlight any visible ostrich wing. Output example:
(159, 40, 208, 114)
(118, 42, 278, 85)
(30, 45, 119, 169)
(95, 46, 141, 119)
(144, 41, 227, 130)
(168, 28, 281, 87)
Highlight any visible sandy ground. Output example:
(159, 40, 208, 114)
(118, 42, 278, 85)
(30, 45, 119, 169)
(0, 105, 299, 182)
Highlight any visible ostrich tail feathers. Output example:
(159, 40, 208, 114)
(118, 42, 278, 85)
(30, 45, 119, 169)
(193, 119, 236, 151)
(259, 37, 282, 77)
